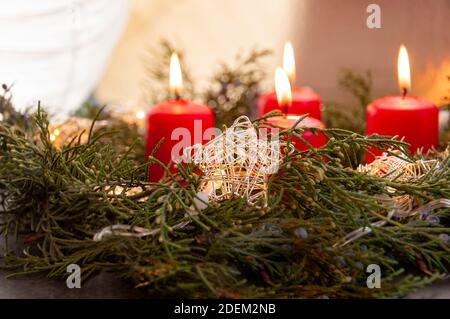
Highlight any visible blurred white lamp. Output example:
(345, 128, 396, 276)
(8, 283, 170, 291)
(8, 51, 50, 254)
(0, 0, 129, 119)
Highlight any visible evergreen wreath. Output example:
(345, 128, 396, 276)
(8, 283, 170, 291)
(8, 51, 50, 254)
(0, 45, 449, 298)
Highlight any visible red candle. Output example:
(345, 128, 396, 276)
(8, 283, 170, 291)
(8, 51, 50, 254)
(257, 42, 321, 120)
(366, 45, 439, 162)
(145, 53, 214, 181)
(258, 88, 321, 120)
(264, 67, 326, 151)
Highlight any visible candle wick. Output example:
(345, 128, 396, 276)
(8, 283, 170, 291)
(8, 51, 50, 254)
(174, 93, 181, 101)
(401, 87, 407, 99)
(283, 104, 288, 117)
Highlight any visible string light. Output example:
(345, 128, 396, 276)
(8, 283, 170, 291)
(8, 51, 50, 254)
(49, 133, 57, 142)
(135, 110, 145, 120)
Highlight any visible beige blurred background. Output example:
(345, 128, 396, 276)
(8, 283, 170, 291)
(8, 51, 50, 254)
(96, 0, 450, 110)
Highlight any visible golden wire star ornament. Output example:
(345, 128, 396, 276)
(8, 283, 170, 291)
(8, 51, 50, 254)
(184, 116, 282, 207)
(334, 150, 450, 247)
(357, 150, 442, 213)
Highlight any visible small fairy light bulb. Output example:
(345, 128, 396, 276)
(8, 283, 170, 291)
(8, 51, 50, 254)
(0, 112, 4, 122)
(135, 109, 145, 120)
(49, 126, 61, 143)
(49, 133, 57, 142)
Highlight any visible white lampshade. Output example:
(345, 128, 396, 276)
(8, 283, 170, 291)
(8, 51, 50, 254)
(0, 0, 130, 119)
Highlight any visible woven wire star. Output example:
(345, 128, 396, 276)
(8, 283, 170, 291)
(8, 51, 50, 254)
(184, 116, 281, 207)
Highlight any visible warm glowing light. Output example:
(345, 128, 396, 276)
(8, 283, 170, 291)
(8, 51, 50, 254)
(275, 67, 292, 111)
(49, 133, 56, 142)
(169, 52, 183, 97)
(135, 110, 145, 120)
(53, 128, 60, 136)
(397, 45, 411, 95)
(283, 41, 296, 86)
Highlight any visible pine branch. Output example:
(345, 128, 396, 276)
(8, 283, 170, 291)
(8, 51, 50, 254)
(323, 69, 372, 135)
(203, 48, 272, 127)
(0, 84, 33, 130)
(143, 39, 196, 104)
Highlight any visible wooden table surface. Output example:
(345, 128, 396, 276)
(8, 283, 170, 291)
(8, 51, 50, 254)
(1, 269, 449, 299)
(1, 237, 449, 299)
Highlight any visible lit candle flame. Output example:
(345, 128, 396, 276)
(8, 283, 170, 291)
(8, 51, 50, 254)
(283, 41, 296, 86)
(275, 67, 292, 114)
(397, 45, 411, 96)
(170, 52, 183, 98)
